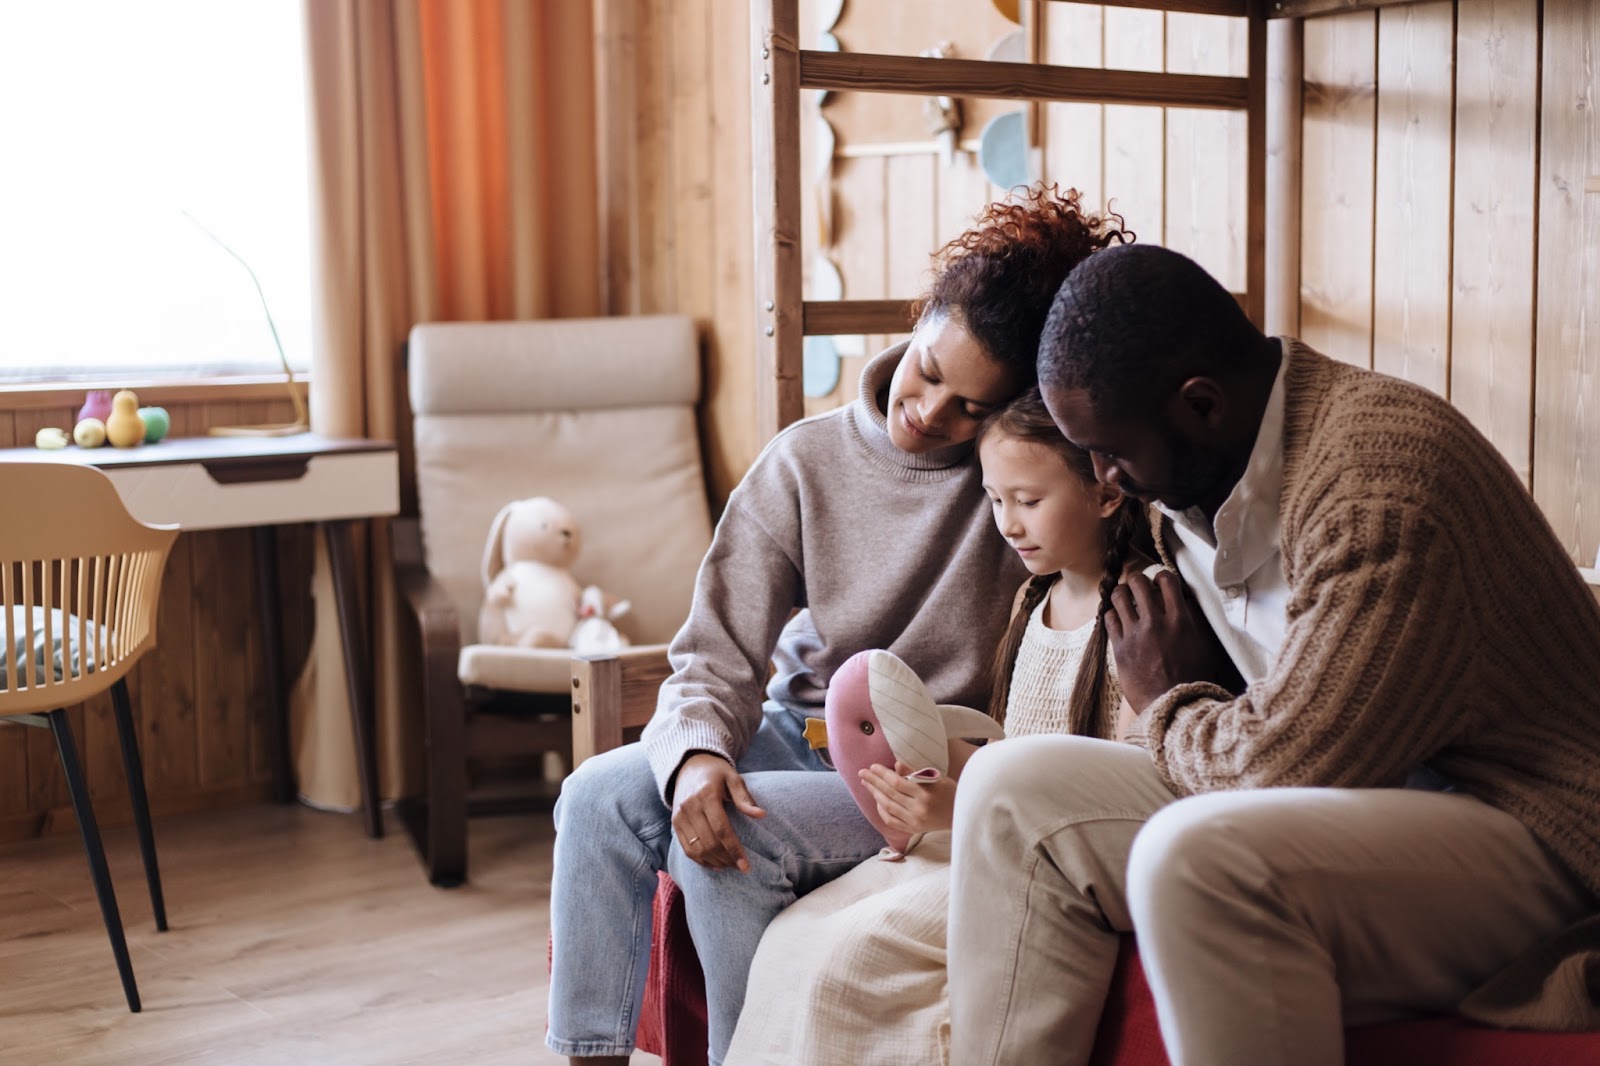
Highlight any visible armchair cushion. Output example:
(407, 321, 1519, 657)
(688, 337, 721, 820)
(409, 317, 713, 649)
(2, 606, 97, 692)
(458, 641, 670, 693)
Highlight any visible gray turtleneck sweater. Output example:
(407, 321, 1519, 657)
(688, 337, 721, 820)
(642, 345, 1028, 799)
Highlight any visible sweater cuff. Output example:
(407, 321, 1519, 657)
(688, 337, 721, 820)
(1139, 680, 1235, 790)
(645, 718, 737, 804)
(1145, 680, 1235, 731)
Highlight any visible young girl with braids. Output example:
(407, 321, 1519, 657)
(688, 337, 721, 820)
(724, 389, 1157, 1066)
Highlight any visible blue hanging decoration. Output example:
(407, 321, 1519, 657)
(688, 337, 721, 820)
(986, 30, 1026, 64)
(816, 0, 844, 106)
(803, 335, 842, 398)
(978, 110, 1030, 194)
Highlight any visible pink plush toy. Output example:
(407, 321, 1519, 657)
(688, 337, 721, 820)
(805, 649, 1005, 859)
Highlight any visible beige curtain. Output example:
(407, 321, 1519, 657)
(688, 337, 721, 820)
(295, 0, 598, 810)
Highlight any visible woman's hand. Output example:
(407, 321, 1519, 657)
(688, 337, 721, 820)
(670, 753, 766, 872)
(860, 760, 959, 835)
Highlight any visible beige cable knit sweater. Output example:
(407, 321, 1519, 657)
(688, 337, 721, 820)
(1141, 341, 1600, 1025)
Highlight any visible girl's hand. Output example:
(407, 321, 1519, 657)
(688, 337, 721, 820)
(860, 760, 958, 835)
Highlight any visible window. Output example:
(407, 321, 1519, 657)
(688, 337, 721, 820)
(0, 1, 312, 383)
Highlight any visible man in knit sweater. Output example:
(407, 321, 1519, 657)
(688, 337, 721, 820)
(945, 244, 1600, 1066)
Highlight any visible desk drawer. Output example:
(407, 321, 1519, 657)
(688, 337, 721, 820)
(105, 451, 400, 531)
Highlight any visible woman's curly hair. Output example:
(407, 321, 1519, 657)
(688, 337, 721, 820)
(912, 184, 1133, 380)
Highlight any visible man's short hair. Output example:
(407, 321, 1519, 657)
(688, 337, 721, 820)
(1038, 244, 1261, 407)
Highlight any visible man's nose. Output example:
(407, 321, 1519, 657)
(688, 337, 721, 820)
(1091, 453, 1116, 485)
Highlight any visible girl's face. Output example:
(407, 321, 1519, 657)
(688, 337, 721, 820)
(979, 433, 1123, 577)
(885, 314, 1022, 454)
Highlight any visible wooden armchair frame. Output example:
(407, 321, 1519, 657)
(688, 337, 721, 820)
(393, 518, 675, 886)
(570, 646, 675, 768)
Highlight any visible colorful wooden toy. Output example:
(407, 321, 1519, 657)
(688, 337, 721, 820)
(138, 406, 171, 444)
(73, 418, 107, 448)
(105, 390, 146, 449)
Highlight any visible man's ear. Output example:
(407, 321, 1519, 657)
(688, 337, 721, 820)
(1170, 377, 1227, 433)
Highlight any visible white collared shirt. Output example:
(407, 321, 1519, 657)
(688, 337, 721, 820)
(1155, 353, 1292, 683)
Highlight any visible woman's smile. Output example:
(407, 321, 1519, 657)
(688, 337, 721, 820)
(901, 405, 940, 440)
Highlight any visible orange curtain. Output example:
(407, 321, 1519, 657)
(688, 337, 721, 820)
(419, 0, 599, 322)
(295, 0, 598, 812)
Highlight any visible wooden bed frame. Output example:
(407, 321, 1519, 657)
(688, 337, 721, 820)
(749, 0, 1428, 445)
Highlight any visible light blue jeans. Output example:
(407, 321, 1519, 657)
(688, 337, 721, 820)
(546, 705, 886, 1064)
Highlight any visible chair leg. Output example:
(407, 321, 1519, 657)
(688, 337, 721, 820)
(423, 691, 469, 889)
(50, 709, 141, 1013)
(111, 677, 167, 932)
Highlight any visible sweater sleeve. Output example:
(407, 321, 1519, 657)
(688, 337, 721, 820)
(641, 498, 803, 802)
(1143, 496, 1478, 793)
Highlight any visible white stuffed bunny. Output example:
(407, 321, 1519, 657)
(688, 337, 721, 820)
(570, 584, 632, 656)
(479, 497, 584, 649)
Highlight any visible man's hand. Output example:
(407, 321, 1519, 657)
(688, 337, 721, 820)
(1106, 569, 1230, 712)
(670, 753, 766, 872)
(860, 761, 958, 835)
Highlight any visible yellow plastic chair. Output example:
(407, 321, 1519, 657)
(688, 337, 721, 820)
(0, 461, 178, 1013)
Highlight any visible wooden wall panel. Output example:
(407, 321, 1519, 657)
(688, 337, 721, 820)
(1533, 0, 1600, 565)
(1166, 13, 1248, 292)
(634, 0, 674, 320)
(1300, 11, 1377, 367)
(1372, 2, 1455, 395)
(886, 154, 940, 303)
(670, 0, 716, 357)
(140, 402, 200, 796)
(934, 151, 999, 251)
(1041, 3, 1107, 210)
(708, 0, 757, 507)
(1103, 9, 1167, 243)
(596, 0, 760, 502)
(806, 154, 888, 418)
(1297, 0, 1597, 564)
(1450, 0, 1537, 485)
(0, 395, 308, 840)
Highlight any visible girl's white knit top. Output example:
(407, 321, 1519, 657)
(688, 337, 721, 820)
(1003, 595, 1122, 740)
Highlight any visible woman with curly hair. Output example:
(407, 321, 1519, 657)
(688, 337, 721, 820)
(547, 185, 1132, 1066)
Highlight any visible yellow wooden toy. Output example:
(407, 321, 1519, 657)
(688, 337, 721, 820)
(73, 418, 107, 448)
(105, 390, 146, 448)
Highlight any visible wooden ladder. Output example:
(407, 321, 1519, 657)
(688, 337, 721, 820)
(751, 0, 1274, 443)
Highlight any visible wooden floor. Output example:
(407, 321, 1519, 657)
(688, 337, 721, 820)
(0, 804, 662, 1065)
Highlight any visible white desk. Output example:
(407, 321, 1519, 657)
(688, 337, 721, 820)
(0, 434, 400, 838)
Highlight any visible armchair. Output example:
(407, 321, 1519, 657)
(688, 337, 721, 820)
(396, 316, 712, 886)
